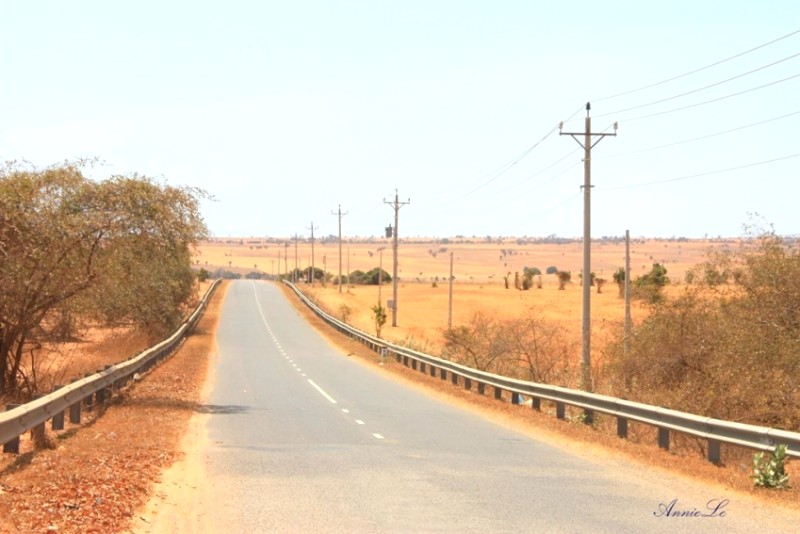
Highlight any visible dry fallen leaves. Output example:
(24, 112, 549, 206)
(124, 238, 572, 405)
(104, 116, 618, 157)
(0, 283, 225, 534)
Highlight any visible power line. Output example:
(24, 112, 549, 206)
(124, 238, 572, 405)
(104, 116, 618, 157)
(602, 151, 800, 191)
(598, 109, 800, 159)
(426, 105, 586, 206)
(621, 71, 800, 122)
(594, 28, 800, 103)
(597, 50, 800, 118)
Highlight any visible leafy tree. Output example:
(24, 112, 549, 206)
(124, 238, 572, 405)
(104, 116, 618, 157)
(546, 266, 558, 275)
(556, 271, 571, 290)
(605, 228, 800, 431)
(633, 263, 669, 303)
(372, 304, 387, 338)
(0, 163, 207, 396)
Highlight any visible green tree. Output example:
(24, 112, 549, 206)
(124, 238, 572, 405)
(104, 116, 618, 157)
(0, 163, 207, 396)
(372, 304, 388, 338)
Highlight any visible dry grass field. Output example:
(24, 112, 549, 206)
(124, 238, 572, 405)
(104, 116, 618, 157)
(195, 237, 724, 358)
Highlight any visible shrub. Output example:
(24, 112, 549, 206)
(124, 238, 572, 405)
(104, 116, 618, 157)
(752, 445, 791, 489)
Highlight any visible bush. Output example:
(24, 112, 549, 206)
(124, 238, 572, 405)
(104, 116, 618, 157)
(752, 445, 791, 489)
(604, 229, 800, 431)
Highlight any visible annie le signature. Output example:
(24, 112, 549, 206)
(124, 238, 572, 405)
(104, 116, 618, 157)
(653, 498, 729, 518)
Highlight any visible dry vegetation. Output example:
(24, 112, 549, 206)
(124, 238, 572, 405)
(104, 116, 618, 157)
(197, 234, 800, 499)
(0, 282, 225, 533)
(2, 234, 797, 531)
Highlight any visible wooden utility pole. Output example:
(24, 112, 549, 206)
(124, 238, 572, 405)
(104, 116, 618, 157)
(383, 190, 410, 327)
(283, 241, 289, 277)
(307, 222, 318, 286)
(560, 102, 617, 394)
(331, 205, 348, 293)
(293, 233, 299, 283)
(448, 251, 454, 330)
(624, 229, 632, 358)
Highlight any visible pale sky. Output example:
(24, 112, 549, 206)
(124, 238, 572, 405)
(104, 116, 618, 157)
(2, 1, 798, 239)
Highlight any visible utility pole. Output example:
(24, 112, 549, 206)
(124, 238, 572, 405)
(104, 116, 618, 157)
(293, 233, 298, 283)
(448, 251, 454, 330)
(624, 229, 632, 358)
(560, 102, 617, 394)
(283, 241, 289, 278)
(383, 190, 410, 327)
(331, 205, 348, 293)
(307, 222, 318, 286)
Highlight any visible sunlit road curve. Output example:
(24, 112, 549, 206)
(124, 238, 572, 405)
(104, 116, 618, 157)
(154, 280, 798, 533)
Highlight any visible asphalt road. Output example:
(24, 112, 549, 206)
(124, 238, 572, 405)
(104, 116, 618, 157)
(182, 280, 797, 533)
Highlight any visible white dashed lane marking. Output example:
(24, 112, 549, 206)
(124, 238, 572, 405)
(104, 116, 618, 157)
(251, 282, 388, 442)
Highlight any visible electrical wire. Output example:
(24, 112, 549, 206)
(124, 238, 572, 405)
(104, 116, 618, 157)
(621, 71, 800, 122)
(601, 152, 800, 191)
(513, 192, 582, 230)
(593, 28, 800, 103)
(596, 51, 800, 118)
(597, 109, 800, 159)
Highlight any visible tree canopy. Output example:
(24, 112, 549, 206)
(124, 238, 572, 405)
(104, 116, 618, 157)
(0, 162, 208, 396)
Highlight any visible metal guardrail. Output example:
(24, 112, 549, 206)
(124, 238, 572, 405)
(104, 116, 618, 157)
(285, 281, 800, 463)
(0, 279, 221, 451)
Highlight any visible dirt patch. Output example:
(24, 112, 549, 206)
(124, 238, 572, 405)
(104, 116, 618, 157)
(0, 282, 227, 534)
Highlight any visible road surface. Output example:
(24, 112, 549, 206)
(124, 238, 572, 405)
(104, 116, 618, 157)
(137, 280, 799, 533)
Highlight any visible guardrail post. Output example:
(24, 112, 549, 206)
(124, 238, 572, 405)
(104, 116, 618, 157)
(52, 385, 65, 430)
(708, 440, 721, 464)
(429, 366, 436, 377)
(658, 427, 670, 450)
(583, 409, 594, 425)
(440, 368, 447, 381)
(617, 416, 628, 438)
(511, 392, 522, 405)
(451, 373, 458, 386)
(31, 394, 47, 448)
(83, 373, 94, 410)
(464, 377, 471, 390)
(494, 387, 502, 401)
(556, 401, 566, 420)
(411, 359, 417, 371)
(69, 378, 81, 424)
(3, 404, 21, 453)
(419, 362, 425, 373)
(403, 355, 409, 367)
(531, 397, 541, 411)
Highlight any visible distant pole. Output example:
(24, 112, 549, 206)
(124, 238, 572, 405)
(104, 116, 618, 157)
(284, 242, 289, 277)
(332, 205, 348, 293)
(378, 247, 384, 307)
(307, 222, 318, 286)
(346, 246, 350, 292)
(384, 190, 410, 327)
(624, 229, 632, 357)
(293, 233, 298, 283)
(448, 251, 454, 330)
(560, 102, 617, 393)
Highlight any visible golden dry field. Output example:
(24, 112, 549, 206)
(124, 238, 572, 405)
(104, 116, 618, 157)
(195, 237, 727, 355)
